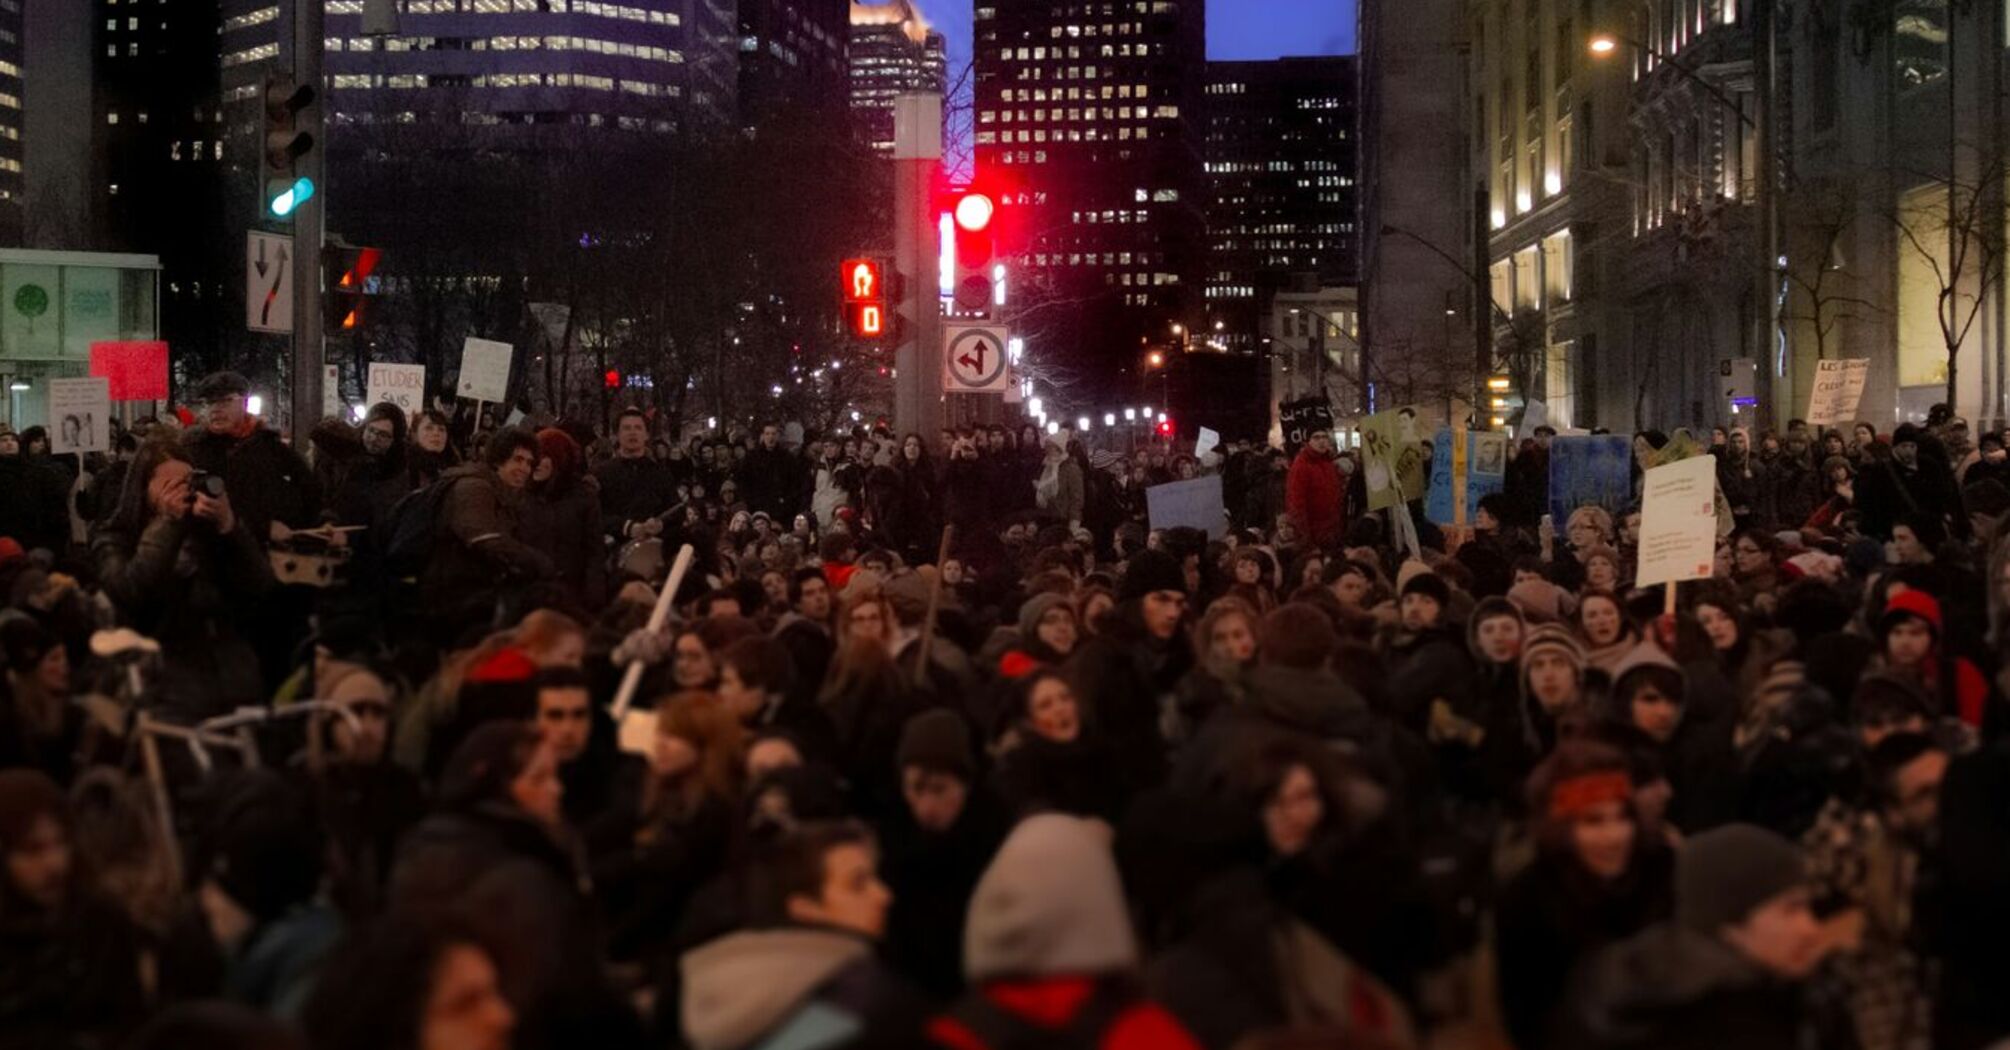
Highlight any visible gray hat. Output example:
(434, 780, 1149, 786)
(1676, 823, 1805, 932)
(194, 371, 251, 403)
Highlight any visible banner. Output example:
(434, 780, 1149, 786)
(1806, 358, 1870, 426)
(47, 377, 111, 454)
(1547, 435, 1635, 526)
(1146, 475, 1227, 539)
(88, 340, 169, 401)
(456, 337, 513, 403)
(1361, 406, 1426, 511)
(1426, 429, 1507, 525)
(367, 363, 426, 415)
(1279, 396, 1333, 456)
(1636, 454, 1721, 588)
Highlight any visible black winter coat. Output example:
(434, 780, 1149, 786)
(185, 425, 320, 546)
(1494, 848, 1674, 1049)
(592, 454, 677, 543)
(0, 455, 69, 554)
(519, 474, 607, 609)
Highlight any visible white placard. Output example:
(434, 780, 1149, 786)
(1635, 454, 1720, 589)
(47, 377, 111, 454)
(1806, 358, 1870, 426)
(1194, 427, 1221, 461)
(456, 337, 513, 403)
(367, 363, 426, 415)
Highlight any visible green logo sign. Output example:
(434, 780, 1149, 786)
(13, 284, 48, 319)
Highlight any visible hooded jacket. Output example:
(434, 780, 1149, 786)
(681, 927, 923, 1050)
(1879, 589, 1990, 729)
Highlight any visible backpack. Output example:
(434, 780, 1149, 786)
(380, 474, 464, 578)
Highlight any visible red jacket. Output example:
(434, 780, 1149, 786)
(1883, 588, 1991, 727)
(1285, 447, 1345, 547)
(926, 978, 1202, 1050)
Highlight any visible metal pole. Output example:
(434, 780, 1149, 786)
(289, 0, 325, 435)
(892, 94, 943, 440)
(1473, 184, 1494, 418)
(1754, 0, 1781, 426)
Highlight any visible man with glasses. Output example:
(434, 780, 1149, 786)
(185, 370, 321, 550)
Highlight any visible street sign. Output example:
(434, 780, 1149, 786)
(247, 230, 292, 334)
(457, 337, 512, 403)
(942, 323, 1009, 393)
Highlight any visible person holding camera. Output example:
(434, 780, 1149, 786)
(90, 434, 274, 719)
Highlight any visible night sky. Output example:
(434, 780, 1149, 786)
(924, 0, 1358, 80)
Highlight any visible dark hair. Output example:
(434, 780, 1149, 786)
(483, 427, 539, 469)
(1524, 739, 1636, 856)
(438, 722, 543, 812)
(617, 407, 649, 427)
(109, 433, 192, 535)
(721, 635, 796, 698)
(1863, 732, 1942, 810)
(533, 666, 591, 694)
(788, 567, 827, 604)
(743, 819, 876, 927)
(302, 916, 496, 1050)
(698, 588, 743, 617)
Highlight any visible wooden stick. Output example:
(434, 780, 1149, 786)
(914, 525, 955, 687)
(611, 544, 695, 720)
(1665, 579, 1679, 618)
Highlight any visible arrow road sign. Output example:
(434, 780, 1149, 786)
(247, 230, 293, 334)
(943, 323, 1009, 393)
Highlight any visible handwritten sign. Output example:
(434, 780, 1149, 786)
(1636, 454, 1720, 588)
(47, 377, 111, 454)
(456, 337, 512, 403)
(367, 363, 426, 415)
(1806, 358, 1869, 426)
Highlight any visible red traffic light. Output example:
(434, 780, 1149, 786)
(604, 369, 622, 389)
(954, 193, 995, 233)
(841, 258, 883, 303)
(1157, 419, 1175, 437)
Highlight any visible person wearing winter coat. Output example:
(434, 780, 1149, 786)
(880, 710, 1009, 1001)
(925, 814, 1204, 1050)
(1066, 550, 1193, 793)
(987, 669, 1129, 822)
(1770, 433, 1824, 531)
(1035, 435, 1086, 529)
(0, 425, 71, 556)
(518, 427, 607, 610)
(0, 769, 148, 1050)
(1384, 570, 1477, 733)
(420, 428, 556, 642)
(738, 423, 804, 524)
(594, 408, 678, 546)
(940, 435, 990, 540)
(407, 408, 462, 488)
(679, 820, 926, 1050)
(182, 371, 321, 549)
(1284, 429, 1345, 549)
(329, 402, 414, 533)
(91, 435, 274, 719)
(1858, 424, 1967, 542)
(1556, 824, 1827, 1050)
(1495, 740, 1675, 1049)
(1876, 589, 1992, 731)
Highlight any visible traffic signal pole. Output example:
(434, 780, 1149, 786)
(287, 0, 325, 433)
(891, 94, 942, 440)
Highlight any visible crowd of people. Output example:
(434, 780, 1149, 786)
(2, 372, 2010, 1050)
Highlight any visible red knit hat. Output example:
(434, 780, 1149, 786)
(466, 647, 536, 684)
(0, 537, 23, 567)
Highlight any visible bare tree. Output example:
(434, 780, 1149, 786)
(1886, 145, 2008, 411)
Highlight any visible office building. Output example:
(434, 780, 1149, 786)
(1203, 56, 1359, 359)
(972, 0, 1207, 401)
(738, 0, 849, 126)
(848, 0, 945, 155)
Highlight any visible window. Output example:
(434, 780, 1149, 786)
(1542, 230, 1573, 302)
(1545, 342, 1576, 427)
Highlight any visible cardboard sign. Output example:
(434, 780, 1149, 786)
(1636, 454, 1721, 588)
(1548, 435, 1636, 526)
(1146, 475, 1227, 539)
(456, 337, 513, 403)
(1426, 429, 1507, 526)
(367, 363, 426, 414)
(1806, 358, 1870, 426)
(1361, 406, 1426, 511)
(47, 377, 111, 454)
(88, 340, 169, 401)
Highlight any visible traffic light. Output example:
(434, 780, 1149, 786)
(842, 257, 892, 340)
(263, 73, 317, 218)
(604, 369, 622, 389)
(1156, 417, 1176, 438)
(947, 189, 998, 316)
(324, 244, 381, 331)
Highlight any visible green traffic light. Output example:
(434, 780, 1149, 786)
(269, 177, 315, 217)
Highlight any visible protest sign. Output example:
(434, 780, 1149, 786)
(456, 337, 513, 403)
(367, 363, 426, 415)
(1194, 427, 1221, 462)
(1518, 400, 1549, 440)
(47, 377, 111, 454)
(1146, 475, 1227, 539)
(1547, 435, 1635, 526)
(1806, 358, 1870, 426)
(88, 340, 169, 401)
(1426, 429, 1507, 525)
(1361, 406, 1426, 511)
(1636, 454, 1721, 589)
(1279, 397, 1333, 456)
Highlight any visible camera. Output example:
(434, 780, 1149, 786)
(188, 470, 226, 501)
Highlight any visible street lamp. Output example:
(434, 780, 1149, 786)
(1146, 351, 1166, 369)
(1587, 33, 1619, 54)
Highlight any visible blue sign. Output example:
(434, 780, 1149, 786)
(1426, 430, 1508, 525)
(1547, 435, 1636, 526)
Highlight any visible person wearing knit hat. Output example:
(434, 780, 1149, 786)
(897, 709, 976, 790)
(1558, 824, 1822, 1049)
(1118, 548, 1188, 604)
(1011, 592, 1079, 665)
(1877, 588, 1990, 729)
(883, 710, 1010, 1001)
(1398, 569, 1451, 631)
(927, 814, 1204, 1050)
(1608, 644, 1686, 744)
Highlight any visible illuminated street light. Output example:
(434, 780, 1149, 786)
(1588, 33, 1618, 54)
(1146, 351, 1166, 368)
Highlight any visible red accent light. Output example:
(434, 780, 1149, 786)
(954, 193, 994, 233)
(604, 369, 621, 389)
(861, 304, 883, 336)
(1157, 420, 1174, 437)
(841, 258, 883, 303)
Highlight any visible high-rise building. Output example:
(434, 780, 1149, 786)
(0, 0, 24, 239)
(1203, 57, 1359, 356)
(218, 0, 739, 147)
(1357, 0, 1471, 420)
(972, 0, 1206, 402)
(738, 0, 849, 127)
(848, 0, 945, 155)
